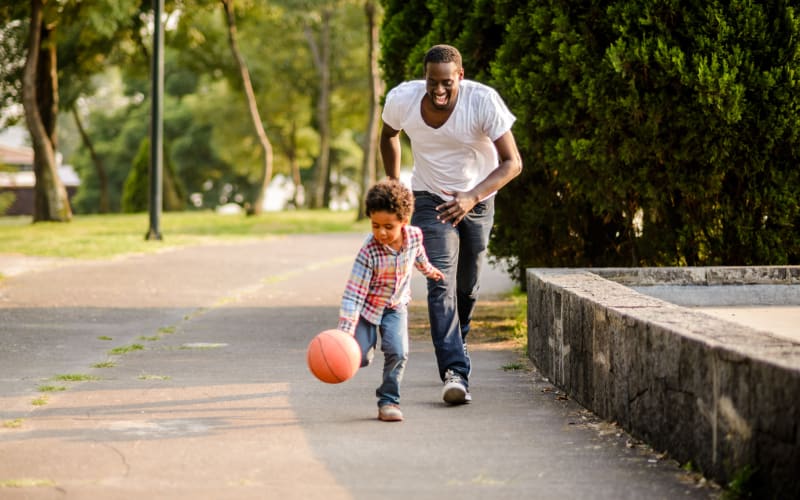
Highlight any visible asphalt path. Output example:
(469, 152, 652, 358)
(0, 234, 719, 499)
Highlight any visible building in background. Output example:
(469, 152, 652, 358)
(0, 126, 80, 216)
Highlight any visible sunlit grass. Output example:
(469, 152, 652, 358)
(409, 288, 527, 349)
(0, 210, 368, 259)
(2, 419, 23, 429)
(0, 478, 56, 488)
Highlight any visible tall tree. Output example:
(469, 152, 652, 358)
(21, 0, 71, 222)
(57, 0, 140, 214)
(303, 5, 333, 208)
(357, 0, 382, 219)
(221, 0, 274, 215)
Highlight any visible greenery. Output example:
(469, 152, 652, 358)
(380, 1, 800, 282)
(109, 344, 145, 355)
(2, 419, 23, 429)
(36, 385, 66, 393)
(51, 374, 99, 382)
(0, 479, 56, 488)
(724, 465, 757, 499)
(3, 1, 798, 277)
(2, 1, 374, 217)
(30, 396, 48, 406)
(0, 210, 366, 259)
(409, 288, 527, 349)
(121, 138, 186, 213)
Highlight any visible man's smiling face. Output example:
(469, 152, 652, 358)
(424, 61, 463, 111)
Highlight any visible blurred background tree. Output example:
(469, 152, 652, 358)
(1, 0, 375, 217)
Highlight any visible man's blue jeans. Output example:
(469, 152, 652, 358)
(412, 191, 495, 385)
(353, 307, 408, 407)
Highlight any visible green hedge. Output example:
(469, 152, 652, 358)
(380, 0, 800, 281)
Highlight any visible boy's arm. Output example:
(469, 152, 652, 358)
(412, 233, 445, 281)
(338, 248, 372, 335)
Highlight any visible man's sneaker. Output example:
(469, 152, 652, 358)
(442, 369, 472, 405)
(378, 404, 403, 422)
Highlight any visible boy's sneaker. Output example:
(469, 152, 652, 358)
(378, 404, 403, 422)
(442, 369, 472, 405)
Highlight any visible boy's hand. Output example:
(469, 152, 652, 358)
(430, 268, 445, 281)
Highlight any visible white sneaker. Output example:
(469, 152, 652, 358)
(442, 369, 471, 405)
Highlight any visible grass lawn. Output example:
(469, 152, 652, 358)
(409, 292, 527, 352)
(0, 210, 369, 259)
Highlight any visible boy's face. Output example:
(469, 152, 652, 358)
(370, 210, 406, 249)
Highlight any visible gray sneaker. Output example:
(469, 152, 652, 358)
(442, 369, 472, 405)
(378, 404, 403, 422)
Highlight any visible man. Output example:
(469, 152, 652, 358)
(380, 44, 522, 405)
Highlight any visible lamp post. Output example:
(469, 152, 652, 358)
(146, 0, 164, 241)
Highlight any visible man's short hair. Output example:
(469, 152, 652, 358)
(423, 44, 462, 69)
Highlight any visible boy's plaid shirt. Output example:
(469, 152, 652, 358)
(338, 225, 440, 335)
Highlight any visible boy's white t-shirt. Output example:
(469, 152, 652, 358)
(382, 79, 516, 200)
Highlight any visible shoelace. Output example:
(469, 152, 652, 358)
(444, 370, 462, 384)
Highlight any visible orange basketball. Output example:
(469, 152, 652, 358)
(307, 329, 361, 384)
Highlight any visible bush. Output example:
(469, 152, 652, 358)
(121, 138, 186, 213)
(489, 1, 800, 277)
(380, 1, 800, 282)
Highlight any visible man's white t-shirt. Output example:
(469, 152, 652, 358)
(382, 79, 516, 201)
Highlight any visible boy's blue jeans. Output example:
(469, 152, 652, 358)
(354, 307, 408, 407)
(412, 191, 495, 385)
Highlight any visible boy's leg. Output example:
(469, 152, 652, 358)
(412, 192, 469, 383)
(353, 316, 377, 368)
(375, 307, 408, 407)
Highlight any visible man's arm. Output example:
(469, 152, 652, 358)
(437, 129, 523, 225)
(380, 121, 402, 180)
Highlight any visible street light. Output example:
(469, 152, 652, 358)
(146, 0, 164, 241)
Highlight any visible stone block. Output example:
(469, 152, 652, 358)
(527, 267, 800, 498)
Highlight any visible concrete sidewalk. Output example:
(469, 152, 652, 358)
(0, 235, 718, 499)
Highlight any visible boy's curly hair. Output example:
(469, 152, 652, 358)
(365, 179, 414, 221)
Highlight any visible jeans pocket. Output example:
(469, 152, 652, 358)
(471, 201, 487, 215)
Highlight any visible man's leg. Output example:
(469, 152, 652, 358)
(456, 197, 495, 342)
(411, 192, 469, 382)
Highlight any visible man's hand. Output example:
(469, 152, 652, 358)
(435, 190, 479, 226)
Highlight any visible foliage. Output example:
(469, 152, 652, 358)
(121, 137, 185, 213)
(3, 0, 374, 216)
(121, 137, 150, 212)
(0, 191, 14, 215)
(379, 0, 800, 281)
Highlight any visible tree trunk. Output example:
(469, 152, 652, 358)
(221, 0, 273, 215)
(305, 9, 332, 209)
(22, 0, 72, 222)
(288, 119, 304, 207)
(72, 105, 109, 213)
(357, 0, 382, 220)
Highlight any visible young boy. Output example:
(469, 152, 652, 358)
(338, 179, 444, 422)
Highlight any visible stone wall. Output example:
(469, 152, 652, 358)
(527, 268, 800, 497)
